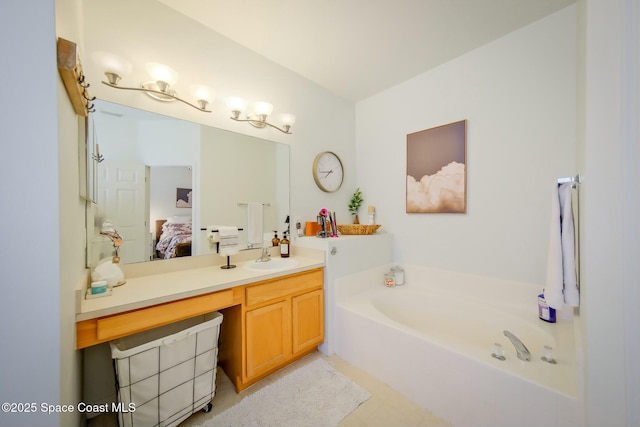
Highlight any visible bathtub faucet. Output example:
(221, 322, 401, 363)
(503, 330, 531, 361)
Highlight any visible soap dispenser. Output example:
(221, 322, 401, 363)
(272, 231, 280, 247)
(280, 231, 290, 258)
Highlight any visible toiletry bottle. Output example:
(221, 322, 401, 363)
(280, 232, 290, 258)
(295, 217, 303, 238)
(392, 265, 405, 285)
(384, 271, 396, 287)
(272, 231, 280, 247)
(538, 290, 556, 323)
(368, 206, 376, 224)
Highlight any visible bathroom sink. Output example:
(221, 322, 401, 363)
(243, 258, 300, 272)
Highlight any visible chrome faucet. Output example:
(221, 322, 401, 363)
(503, 330, 531, 361)
(256, 246, 271, 262)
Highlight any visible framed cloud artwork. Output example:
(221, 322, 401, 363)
(176, 188, 192, 208)
(406, 120, 467, 213)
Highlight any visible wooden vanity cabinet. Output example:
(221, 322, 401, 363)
(292, 288, 324, 354)
(232, 268, 324, 390)
(75, 287, 238, 349)
(245, 300, 291, 378)
(76, 266, 324, 393)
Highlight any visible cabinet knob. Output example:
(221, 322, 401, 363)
(330, 247, 337, 256)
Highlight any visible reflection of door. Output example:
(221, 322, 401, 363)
(98, 161, 149, 264)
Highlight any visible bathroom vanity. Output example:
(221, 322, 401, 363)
(220, 268, 324, 389)
(76, 252, 324, 392)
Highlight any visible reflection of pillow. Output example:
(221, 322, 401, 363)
(167, 215, 192, 224)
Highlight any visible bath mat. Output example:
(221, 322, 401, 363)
(201, 358, 371, 427)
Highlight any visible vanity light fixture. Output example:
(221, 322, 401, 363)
(93, 51, 213, 113)
(228, 97, 295, 134)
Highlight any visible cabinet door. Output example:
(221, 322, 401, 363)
(292, 289, 324, 355)
(245, 301, 291, 379)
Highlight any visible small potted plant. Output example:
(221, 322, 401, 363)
(348, 188, 364, 224)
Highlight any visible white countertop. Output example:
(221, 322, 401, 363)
(77, 254, 324, 321)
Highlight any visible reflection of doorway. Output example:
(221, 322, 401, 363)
(149, 166, 193, 253)
(97, 161, 150, 263)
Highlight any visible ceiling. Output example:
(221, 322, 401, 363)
(158, 0, 575, 101)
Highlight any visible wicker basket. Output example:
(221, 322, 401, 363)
(336, 224, 381, 235)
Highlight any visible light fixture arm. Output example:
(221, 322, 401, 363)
(101, 80, 211, 113)
(230, 116, 292, 134)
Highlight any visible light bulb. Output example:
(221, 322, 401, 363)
(279, 113, 295, 133)
(228, 96, 247, 111)
(145, 62, 178, 86)
(190, 86, 214, 111)
(252, 101, 274, 116)
(191, 85, 214, 102)
(92, 51, 132, 84)
(279, 113, 296, 126)
(228, 97, 247, 119)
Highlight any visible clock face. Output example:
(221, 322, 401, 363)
(312, 151, 344, 192)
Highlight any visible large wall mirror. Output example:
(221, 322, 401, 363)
(86, 99, 290, 267)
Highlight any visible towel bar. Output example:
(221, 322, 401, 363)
(200, 228, 244, 231)
(557, 174, 581, 185)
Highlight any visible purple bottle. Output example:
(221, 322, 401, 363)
(538, 291, 556, 323)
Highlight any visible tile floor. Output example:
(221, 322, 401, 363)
(88, 352, 450, 427)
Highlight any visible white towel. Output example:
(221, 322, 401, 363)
(247, 202, 264, 246)
(218, 226, 239, 257)
(545, 183, 579, 308)
(559, 183, 579, 306)
(206, 225, 222, 243)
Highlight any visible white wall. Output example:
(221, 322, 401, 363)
(356, 6, 577, 285)
(581, 0, 640, 425)
(0, 2, 64, 427)
(56, 1, 88, 425)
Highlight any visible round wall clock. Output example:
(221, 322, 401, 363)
(312, 151, 344, 192)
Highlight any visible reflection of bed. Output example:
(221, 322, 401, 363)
(155, 217, 192, 259)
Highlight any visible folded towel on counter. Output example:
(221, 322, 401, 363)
(218, 226, 239, 257)
(545, 182, 579, 308)
(247, 202, 264, 246)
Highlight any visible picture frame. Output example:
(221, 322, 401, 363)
(176, 188, 192, 208)
(406, 120, 467, 213)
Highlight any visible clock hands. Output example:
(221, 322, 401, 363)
(319, 169, 333, 178)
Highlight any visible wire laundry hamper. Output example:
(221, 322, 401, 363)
(110, 312, 223, 427)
